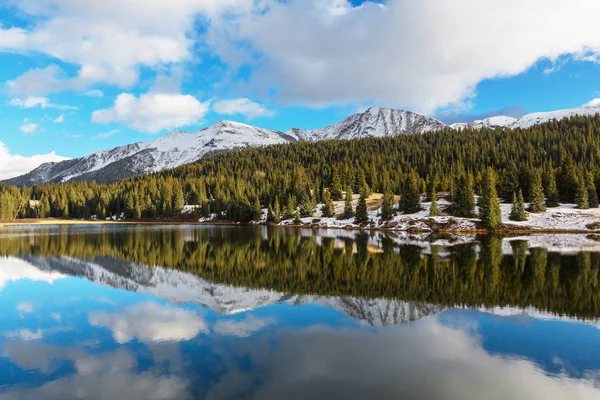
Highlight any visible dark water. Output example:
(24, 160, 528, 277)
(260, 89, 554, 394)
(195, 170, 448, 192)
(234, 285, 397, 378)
(0, 225, 599, 399)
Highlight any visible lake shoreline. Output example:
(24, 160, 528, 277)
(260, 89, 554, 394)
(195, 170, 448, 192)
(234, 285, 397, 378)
(0, 217, 598, 235)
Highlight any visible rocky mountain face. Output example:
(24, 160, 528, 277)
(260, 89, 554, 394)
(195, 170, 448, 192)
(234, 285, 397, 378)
(5, 102, 600, 186)
(287, 107, 446, 141)
(20, 254, 442, 326)
(4, 121, 293, 186)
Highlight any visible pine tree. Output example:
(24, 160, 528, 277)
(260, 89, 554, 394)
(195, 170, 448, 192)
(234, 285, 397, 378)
(501, 162, 520, 202)
(284, 195, 296, 219)
(509, 190, 527, 221)
(173, 184, 185, 215)
(354, 189, 369, 224)
(321, 190, 335, 217)
(252, 196, 262, 220)
(399, 173, 422, 214)
(576, 174, 589, 209)
(273, 197, 281, 221)
(545, 170, 560, 208)
(586, 172, 599, 208)
(425, 176, 437, 202)
(430, 191, 439, 216)
(344, 186, 354, 217)
(479, 168, 502, 229)
(452, 171, 475, 218)
(331, 168, 344, 200)
(528, 171, 546, 213)
(300, 195, 315, 217)
(294, 210, 302, 224)
(380, 186, 395, 221)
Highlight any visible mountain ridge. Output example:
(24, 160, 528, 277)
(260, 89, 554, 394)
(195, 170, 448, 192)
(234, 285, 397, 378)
(5, 102, 600, 186)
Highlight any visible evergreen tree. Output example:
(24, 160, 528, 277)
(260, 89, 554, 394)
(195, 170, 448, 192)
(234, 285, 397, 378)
(273, 197, 281, 221)
(576, 175, 589, 209)
(284, 195, 296, 219)
(252, 196, 262, 220)
(344, 186, 354, 217)
(399, 173, 422, 214)
(294, 210, 302, 224)
(173, 184, 185, 215)
(479, 168, 502, 230)
(501, 162, 520, 202)
(586, 172, 599, 208)
(321, 190, 335, 217)
(430, 191, 440, 216)
(355, 189, 369, 224)
(528, 171, 546, 213)
(509, 190, 527, 221)
(452, 171, 476, 218)
(425, 176, 437, 202)
(558, 156, 579, 203)
(300, 195, 315, 217)
(380, 186, 395, 221)
(331, 168, 343, 200)
(545, 170, 560, 208)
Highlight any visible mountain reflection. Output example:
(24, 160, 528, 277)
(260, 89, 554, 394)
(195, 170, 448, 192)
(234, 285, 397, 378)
(0, 225, 599, 319)
(1, 226, 600, 399)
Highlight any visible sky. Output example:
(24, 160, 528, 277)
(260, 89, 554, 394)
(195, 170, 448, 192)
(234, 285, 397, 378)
(1, 0, 600, 179)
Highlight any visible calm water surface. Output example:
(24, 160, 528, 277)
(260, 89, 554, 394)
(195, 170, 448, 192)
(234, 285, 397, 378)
(0, 225, 599, 399)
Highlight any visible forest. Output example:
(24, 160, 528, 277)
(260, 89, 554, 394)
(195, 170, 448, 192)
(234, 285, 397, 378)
(1, 114, 600, 230)
(1, 226, 598, 318)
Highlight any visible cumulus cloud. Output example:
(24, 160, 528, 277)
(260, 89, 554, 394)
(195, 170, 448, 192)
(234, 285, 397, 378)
(89, 302, 208, 343)
(19, 123, 38, 134)
(213, 98, 275, 119)
(84, 89, 104, 98)
(92, 92, 209, 133)
(0, 141, 69, 180)
(0, 0, 253, 91)
(2, 342, 188, 399)
(207, 320, 600, 400)
(8, 96, 48, 108)
(213, 315, 275, 337)
(209, 0, 600, 112)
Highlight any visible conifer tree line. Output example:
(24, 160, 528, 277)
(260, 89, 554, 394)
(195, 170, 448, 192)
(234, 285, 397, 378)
(2, 114, 600, 224)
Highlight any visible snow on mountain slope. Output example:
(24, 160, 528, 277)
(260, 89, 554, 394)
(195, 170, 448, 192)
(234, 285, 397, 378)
(287, 107, 447, 141)
(451, 100, 600, 130)
(509, 101, 600, 129)
(20, 254, 441, 325)
(4, 121, 293, 186)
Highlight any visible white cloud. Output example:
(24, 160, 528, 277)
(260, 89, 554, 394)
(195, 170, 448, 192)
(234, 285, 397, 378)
(211, 319, 600, 400)
(17, 302, 34, 313)
(5, 65, 68, 97)
(54, 114, 64, 123)
(8, 96, 48, 108)
(213, 98, 275, 119)
(19, 123, 38, 134)
(0, 141, 70, 180)
(92, 92, 209, 133)
(3, 343, 188, 399)
(0, 0, 253, 91)
(210, 0, 600, 112)
(89, 302, 208, 344)
(213, 315, 275, 337)
(95, 129, 120, 139)
(84, 89, 104, 97)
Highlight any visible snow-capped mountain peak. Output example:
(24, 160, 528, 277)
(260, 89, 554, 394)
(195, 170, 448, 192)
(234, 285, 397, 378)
(288, 107, 447, 141)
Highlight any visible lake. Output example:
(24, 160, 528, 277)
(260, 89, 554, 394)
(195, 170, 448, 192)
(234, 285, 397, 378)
(0, 225, 599, 399)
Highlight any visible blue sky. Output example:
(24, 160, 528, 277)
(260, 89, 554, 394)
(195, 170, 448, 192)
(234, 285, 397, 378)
(1, 0, 600, 178)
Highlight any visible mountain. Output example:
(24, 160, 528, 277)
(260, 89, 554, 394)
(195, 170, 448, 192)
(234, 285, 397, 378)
(450, 100, 600, 130)
(18, 254, 442, 326)
(5, 102, 600, 186)
(3, 107, 446, 186)
(287, 107, 446, 141)
(5, 121, 294, 186)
